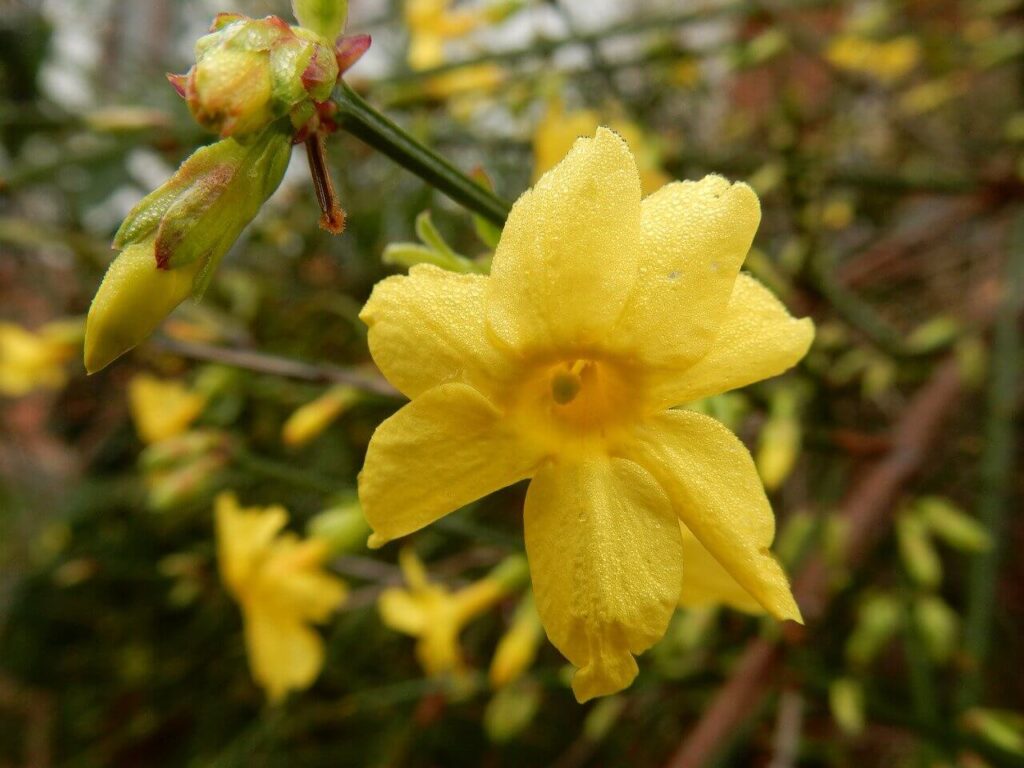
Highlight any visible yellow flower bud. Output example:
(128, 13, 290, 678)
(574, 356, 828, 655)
(489, 591, 543, 688)
(84, 243, 204, 374)
(282, 385, 360, 447)
(756, 388, 802, 492)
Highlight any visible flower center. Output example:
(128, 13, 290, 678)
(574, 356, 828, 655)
(509, 353, 641, 454)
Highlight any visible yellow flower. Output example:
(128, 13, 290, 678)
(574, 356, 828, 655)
(379, 548, 523, 678)
(128, 374, 207, 445)
(532, 101, 669, 196)
(0, 320, 80, 396)
(405, 0, 487, 71)
(825, 34, 921, 85)
(359, 128, 814, 701)
(215, 492, 347, 702)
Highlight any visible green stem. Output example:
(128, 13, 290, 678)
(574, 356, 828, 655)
(959, 211, 1024, 708)
(332, 82, 511, 227)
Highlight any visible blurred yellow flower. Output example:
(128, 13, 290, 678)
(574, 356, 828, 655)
(359, 128, 813, 701)
(128, 374, 207, 445)
(532, 100, 670, 196)
(215, 492, 347, 702)
(379, 548, 524, 678)
(826, 34, 921, 85)
(0, 319, 81, 396)
(405, 0, 487, 71)
(423, 64, 505, 101)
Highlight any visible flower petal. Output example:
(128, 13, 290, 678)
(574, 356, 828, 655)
(524, 456, 683, 703)
(360, 264, 514, 400)
(244, 606, 324, 703)
(615, 176, 761, 368)
(359, 383, 541, 547)
(486, 127, 642, 353)
(627, 410, 801, 622)
(378, 587, 428, 635)
(678, 523, 764, 614)
(215, 492, 287, 593)
(649, 274, 814, 408)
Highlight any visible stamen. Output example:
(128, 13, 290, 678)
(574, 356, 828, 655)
(551, 360, 588, 405)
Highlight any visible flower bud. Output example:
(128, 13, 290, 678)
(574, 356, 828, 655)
(489, 592, 543, 688)
(282, 385, 360, 447)
(829, 678, 865, 736)
(916, 496, 991, 553)
(292, 0, 349, 41)
(85, 129, 291, 373)
(913, 594, 958, 663)
(306, 494, 370, 555)
(896, 511, 942, 589)
(171, 13, 364, 140)
(756, 388, 802, 492)
(846, 592, 902, 667)
(484, 680, 541, 743)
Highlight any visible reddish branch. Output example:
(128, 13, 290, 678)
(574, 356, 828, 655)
(664, 357, 966, 768)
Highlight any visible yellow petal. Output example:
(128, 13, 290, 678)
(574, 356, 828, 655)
(243, 605, 325, 703)
(627, 410, 801, 622)
(615, 176, 761, 369)
(215, 492, 287, 594)
(649, 274, 814, 408)
(678, 523, 764, 614)
(128, 374, 206, 444)
(379, 587, 429, 635)
(524, 457, 683, 703)
(359, 383, 540, 547)
(486, 127, 642, 353)
(260, 539, 348, 622)
(361, 264, 513, 400)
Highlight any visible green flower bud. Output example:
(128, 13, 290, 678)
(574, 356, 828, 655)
(829, 678, 865, 736)
(169, 13, 366, 140)
(916, 496, 991, 553)
(307, 494, 370, 555)
(484, 680, 541, 744)
(292, 0, 349, 41)
(896, 511, 942, 589)
(846, 592, 903, 667)
(85, 129, 291, 373)
(912, 594, 958, 663)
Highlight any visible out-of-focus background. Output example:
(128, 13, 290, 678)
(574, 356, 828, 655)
(2, 0, 1023, 766)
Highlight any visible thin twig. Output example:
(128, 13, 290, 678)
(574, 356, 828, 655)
(149, 336, 399, 397)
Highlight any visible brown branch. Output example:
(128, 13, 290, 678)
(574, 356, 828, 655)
(149, 336, 399, 397)
(664, 356, 966, 768)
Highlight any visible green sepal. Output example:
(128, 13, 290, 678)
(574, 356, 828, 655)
(291, 0, 348, 41)
(270, 38, 317, 113)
